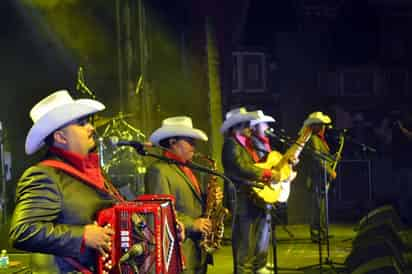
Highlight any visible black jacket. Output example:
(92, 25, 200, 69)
(9, 155, 117, 273)
(302, 135, 334, 189)
(221, 136, 267, 216)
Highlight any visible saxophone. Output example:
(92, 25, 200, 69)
(196, 153, 229, 254)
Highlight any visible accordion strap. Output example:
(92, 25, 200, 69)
(40, 159, 125, 202)
(64, 257, 93, 274)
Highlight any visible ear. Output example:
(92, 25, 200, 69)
(53, 130, 68, 145)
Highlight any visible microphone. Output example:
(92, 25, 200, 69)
(264, 128, 288, 143)
(109, 136, 153, 150)
(119, 243, 145, 263)
(327, 127, 348, 134)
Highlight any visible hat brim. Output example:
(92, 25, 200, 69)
(25, 99, 105, 155)
(150, 126, 208, 145)
(303, 116, 331, 126)
(220, 112, 260, 133)
(250, 115, 276, 127)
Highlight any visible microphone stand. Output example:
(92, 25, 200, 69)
(124, 143, 265, 191)
(267, 128, 345, 274)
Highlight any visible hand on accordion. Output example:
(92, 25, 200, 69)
(84, 222, 114, 257)
(176, 219, 186, 241)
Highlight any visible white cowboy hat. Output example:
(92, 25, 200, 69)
(303, 111, 332, 126)
(149, 116, 208, 145)
(250, 110, 276, 127)
(25, 90, 105, 155)
(220, 107, 260, 133)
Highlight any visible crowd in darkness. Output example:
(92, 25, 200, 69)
(326, 103, 412, 161)
(324, 102, 412, 224)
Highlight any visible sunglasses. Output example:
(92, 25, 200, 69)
(73, 115, 94, 127)
(177, 137, 196, 146)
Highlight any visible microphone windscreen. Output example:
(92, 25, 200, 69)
(108, 136, 120, 147)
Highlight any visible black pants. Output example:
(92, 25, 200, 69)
(232, 193, 271, 274)
(310, 182, 326, 237)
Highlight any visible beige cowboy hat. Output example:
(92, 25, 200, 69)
(250, 110, 276, 127)
(220, 107, 260, 133)
(149, 116, 208, 145)
(25, 90, 105, 155)
(303, 111, 332, 126)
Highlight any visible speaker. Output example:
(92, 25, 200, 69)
(350, 256, 403, 274)
(345, 232, 408, 273)
(356, 205, 402, 232)
(345, 206, 412, 273)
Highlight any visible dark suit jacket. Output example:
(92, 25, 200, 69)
(9, 155, 117, 273)
(303, 134, 334, 189)
(144, 161, 209, 270)
(221, 136, 267, 216)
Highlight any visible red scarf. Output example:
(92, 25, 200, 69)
(234, 133, 260, 162)
(164, 151, 202, 195)
(317, 132, 330, 151)
(48, 146, 105, 190)
(255, 134, 272, 153)
(233, 133, 272, 181)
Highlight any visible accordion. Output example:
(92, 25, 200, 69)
(97, 194, 185, 274)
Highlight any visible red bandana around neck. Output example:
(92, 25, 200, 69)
(234, 133, 260, 162)
(164, 151, 202, 195)
(48, 146, 105, 189)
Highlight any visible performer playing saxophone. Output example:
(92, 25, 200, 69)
(300, 112, 336, 243)
(145, 116, 223, 274)
(196, 153, 229, 254)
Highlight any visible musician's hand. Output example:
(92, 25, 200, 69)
(287, 170, 297, 182)
(84, 222, 114, 257)
(288, 157, 299, 166)
(329, 170, 337, 180)
(176, 219, 186, 241)
(270, 170, 281, 183)
(193, 218, 212, 234)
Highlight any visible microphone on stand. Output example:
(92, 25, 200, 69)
(264, 128, 288, 143)
(326, 124, 348, 134)
(109, 137, 153, 155)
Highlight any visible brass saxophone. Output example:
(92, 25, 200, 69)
(196, 153, 229, 254)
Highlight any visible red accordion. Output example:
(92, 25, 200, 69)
(97, 194, 185, 274)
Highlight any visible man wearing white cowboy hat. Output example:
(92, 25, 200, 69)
(301, 111, 337, 243)
(145, 116, 223, 274)
(221, 107, 281, 274)
(9, 90, 124, 273)
(250, 110, 276, 160)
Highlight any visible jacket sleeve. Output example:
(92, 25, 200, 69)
(9, 166, 85, 258)
(309, 137, 335, 177)
(222, 138, 267, 182)
(144, 165, 196, 233)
